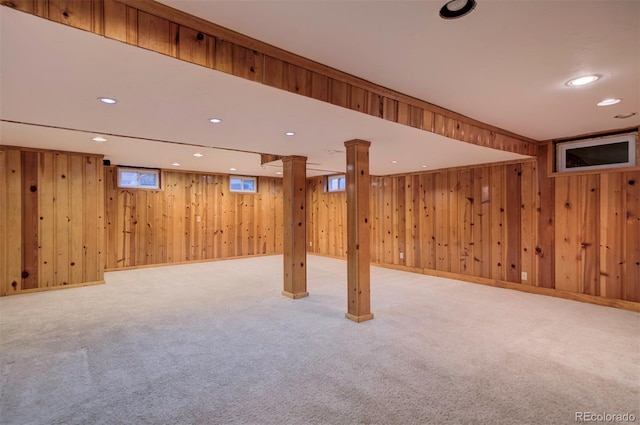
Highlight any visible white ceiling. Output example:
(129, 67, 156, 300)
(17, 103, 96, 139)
(158, 0, 640, 141)
(6, 0, 638, 177)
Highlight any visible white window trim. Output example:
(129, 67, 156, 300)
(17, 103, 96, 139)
(326, 175, 346, 192)
(556, 134, 636, 172)
(229, 176, 258, 193)
(117, 167, 161, 190)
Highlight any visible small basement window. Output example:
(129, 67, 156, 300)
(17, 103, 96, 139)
(326, 175, 346, 192)
(117, 167, 160, 189)
(230, 176, 257, 193)
(556, 133, 636, 172)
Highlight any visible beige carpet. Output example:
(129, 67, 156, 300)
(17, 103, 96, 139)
(1, 255, 638, 425)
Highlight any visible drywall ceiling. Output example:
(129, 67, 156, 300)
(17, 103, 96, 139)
(0, 7, 529, 177)
(158, 0, 640, 141)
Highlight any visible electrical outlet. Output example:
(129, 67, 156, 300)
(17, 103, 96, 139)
(521, 271, 528, 281)
(309, 241, 313, 247)
(399, 252, 404, 259)
(196, 215, 201, 223)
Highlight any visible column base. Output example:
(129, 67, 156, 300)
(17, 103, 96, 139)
(345, 312, 374, 323)
(282, 291, 309, 299)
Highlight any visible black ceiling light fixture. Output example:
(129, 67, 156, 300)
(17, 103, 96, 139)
(439, 0, 477, 19)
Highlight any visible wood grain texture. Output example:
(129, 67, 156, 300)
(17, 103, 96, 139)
(48, 0, 101, 33)
(0, 147, 104, 296)
(21, 151, 39, 290)
(282, 156, 308, 298)
(307, 155, 638, 305)
(0, 150, 22, 295)
(344, 140, 373, 322)
(624, 171, 640, 302)
(105, 168, 283, 269)
(549, 169, 638, 301)
(308, 162, 531, 284)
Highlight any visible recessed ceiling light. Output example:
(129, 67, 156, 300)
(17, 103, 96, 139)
(439, 0, 476, 19)
(229, 167, 237, 171)
(209, 118, 222, 124)
(597, 98, 622, 106)
(276, 171, 283, 175)
(172, 162, 181, 167)
(391, 160, 398, 164)
(565, 75, 600, 87)
(615, 112, 637, 119)
(285, 131, 295, 136)
(98, 97, 117, 104)
(421, 165, 428, 168)
(92, 136, 107, 143)
(193, 153, 204, 158)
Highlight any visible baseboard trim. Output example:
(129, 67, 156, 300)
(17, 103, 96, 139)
(306, 253, 640, 313)
(1, 280, 105, 297)
(105, 253, 282, 273)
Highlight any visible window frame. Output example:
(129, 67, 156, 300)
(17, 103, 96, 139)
(117, 167, 161, 190)
(556, 133, 636, 173)
(229, 175, 258, 194)
(325, 174, 346, 193)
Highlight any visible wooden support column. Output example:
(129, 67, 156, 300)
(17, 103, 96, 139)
(282, 156, 309, 299)
(344, 140, 373, 322)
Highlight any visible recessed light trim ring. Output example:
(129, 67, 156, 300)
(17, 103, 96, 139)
(597, 98, 621, 107)
(439, 0, 476, 19)
(565, 75, 600, 87)
(98, 97, 117, 104)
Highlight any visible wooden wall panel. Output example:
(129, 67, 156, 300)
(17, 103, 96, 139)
(178, 25, 213, 67)
(599, 174, 625, 299)
(474, 167, 491, 278)
(520, 161, 538, 285)
(625, 172, 640, 302)
(536, 143, 555, 288)
(489, 165, 505, 281)
(420, 174, 436, 270)
(306, 157, 638, 307)
(38, 152, 55, 287)
(545, 168, 639, 303)
(0, 150, 22, 295)
(137, 11, 176, 56)
(48, 0, 102, 33)
(0, 147, 104, 296)
(105, 169, 283, 269)
(505, 164, 521, 282)
(308, 163, 534, 283)
(21, 151, 39, 289)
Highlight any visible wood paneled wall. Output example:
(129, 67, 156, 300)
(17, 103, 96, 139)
(104, 168, 283, 269)
(307, 159, 640, 305)
(0, 147, 104, 295)
(554, 171, 640, 301)
(308, 162, 538, 283)
(3, 0, 536, 157)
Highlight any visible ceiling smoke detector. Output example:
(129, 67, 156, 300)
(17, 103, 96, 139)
(439, 0, 477, 19)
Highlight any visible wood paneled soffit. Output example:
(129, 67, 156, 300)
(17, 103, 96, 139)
(3, 0, 537, 156)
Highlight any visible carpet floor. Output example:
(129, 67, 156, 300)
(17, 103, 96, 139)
(1, 255, 638, 425)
